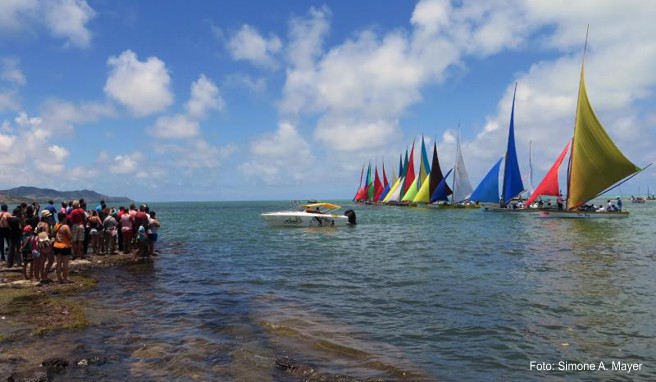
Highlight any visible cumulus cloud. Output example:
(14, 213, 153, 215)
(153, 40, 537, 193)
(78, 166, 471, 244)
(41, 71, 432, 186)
(240, 122, 314, 183)
(224, 73, 267, 94)
(150, 114, 200, 139)
(43, 0, 96, 48)
(1, 57, 26, 86)
(185, 74, 225, 119)
(104, 50, 174, 117)
(226, 24, 282, 69)
(0, 0, 96, 48)
(0, 91, 20, 112)
(0, 112, 70, 182)
(110, 152, 144, 175)
(40, 98, 115, 132)
(148, 74, 223, 139)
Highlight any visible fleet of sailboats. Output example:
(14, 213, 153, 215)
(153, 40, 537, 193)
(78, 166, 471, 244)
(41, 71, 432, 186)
(354, 31, 648, 218)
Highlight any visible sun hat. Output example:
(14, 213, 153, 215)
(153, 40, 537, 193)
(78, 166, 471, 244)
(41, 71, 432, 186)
(41, 210, 51, 218)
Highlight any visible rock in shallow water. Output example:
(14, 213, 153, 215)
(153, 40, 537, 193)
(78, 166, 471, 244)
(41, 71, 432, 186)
(7, 370, 50, 382)
(40, 357, 68, 372)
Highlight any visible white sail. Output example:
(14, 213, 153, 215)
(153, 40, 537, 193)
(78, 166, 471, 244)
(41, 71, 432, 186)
(452, 135, 473, 203)
(385, 176, 405, 202)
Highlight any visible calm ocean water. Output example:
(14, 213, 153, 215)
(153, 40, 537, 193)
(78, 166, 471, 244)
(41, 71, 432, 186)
(5, 200, 656, 381)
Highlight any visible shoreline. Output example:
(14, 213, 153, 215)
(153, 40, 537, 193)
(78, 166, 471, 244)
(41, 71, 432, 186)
(0, 252, 152, 379)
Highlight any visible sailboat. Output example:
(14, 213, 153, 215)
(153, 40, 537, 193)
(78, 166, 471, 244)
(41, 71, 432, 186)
(429, 131, 475, 208)
(524, 142, 570, 208)
(414, 141, 450, 205)
(539, 31, 646, 218)
(470, 84, 525, 212)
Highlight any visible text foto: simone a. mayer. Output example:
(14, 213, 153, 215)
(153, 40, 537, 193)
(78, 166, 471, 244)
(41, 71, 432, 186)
(530, 361, 643, 373)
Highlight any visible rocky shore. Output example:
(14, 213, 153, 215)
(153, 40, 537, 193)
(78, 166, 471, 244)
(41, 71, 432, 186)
(0, 253, 151, 381)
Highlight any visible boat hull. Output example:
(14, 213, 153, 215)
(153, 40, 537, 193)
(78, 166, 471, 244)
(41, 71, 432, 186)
(482, 206, 540, 213)
(261, 212, 350, 227)
(537, 210, 629, 218)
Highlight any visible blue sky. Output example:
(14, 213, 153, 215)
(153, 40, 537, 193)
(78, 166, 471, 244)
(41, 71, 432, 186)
(1, 0, 655, 202)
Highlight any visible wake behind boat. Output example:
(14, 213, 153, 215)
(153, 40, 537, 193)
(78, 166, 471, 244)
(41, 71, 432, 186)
(261, 202, 356, 227)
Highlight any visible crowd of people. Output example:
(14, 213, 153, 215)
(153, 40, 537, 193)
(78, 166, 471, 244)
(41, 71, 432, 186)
(0, 199, 160, 284)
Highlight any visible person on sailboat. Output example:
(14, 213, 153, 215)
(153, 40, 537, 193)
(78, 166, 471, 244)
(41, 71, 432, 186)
(556, 194, 564, 210)
(616, 197, 623, 211)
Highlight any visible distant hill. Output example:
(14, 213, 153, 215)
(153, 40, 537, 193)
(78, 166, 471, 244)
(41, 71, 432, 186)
(0, 186, 133, 204)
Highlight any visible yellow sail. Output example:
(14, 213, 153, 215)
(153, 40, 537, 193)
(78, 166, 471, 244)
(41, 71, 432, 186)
(566, 64, 641, 210)
(382, 177, 402, 203)
(401, 177, 419, 202)
(413, 175, 431, 203)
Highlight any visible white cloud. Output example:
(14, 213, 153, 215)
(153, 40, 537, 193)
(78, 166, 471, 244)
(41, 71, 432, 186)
(225, 73, 267, 94)
(240, 122, 314, 183)
(0, 1, 38, 32)
(149, 75, 223, 139)
(185, 74, 224, 119)
(104, 50, 174, 117)
(0, 91, 20, 112)
(35, 145, 69, 172)
(150, 114, 200, 139)
(161, 139, 236, 169)
(110, 152, 144, 175)
(0, 0, 95, 48)
(43, 0, 96, 48)
(1, 57, 26, 85)
(226, 24, 282, 69)
(40, 98, 115, 131)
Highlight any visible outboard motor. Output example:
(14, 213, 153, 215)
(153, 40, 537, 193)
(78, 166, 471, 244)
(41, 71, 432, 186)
(344, 209, 357, 225)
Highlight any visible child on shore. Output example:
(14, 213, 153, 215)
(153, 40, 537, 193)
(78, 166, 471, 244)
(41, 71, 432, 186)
(135, 225, 149, 261)
(20, 225, 38, 280)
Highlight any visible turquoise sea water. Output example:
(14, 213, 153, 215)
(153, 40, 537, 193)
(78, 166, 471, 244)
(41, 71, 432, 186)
(4, 200, 656, 381)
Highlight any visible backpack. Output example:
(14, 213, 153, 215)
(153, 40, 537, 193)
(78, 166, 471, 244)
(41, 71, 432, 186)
(21, 235, 33, 254)
(36, 225, 53, 248)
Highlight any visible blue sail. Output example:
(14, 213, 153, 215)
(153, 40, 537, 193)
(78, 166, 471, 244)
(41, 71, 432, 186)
(430, 168, 453, 203)
(470, 157, 503, 203)
(379, 183, 392, 201)
(502, 84, 524, 205)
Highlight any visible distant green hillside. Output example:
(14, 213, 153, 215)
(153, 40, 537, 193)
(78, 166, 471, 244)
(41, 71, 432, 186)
(0, 186, 133, 204)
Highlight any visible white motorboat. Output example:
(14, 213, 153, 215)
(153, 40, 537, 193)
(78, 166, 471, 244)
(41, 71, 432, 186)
(261, 202, 355, 227)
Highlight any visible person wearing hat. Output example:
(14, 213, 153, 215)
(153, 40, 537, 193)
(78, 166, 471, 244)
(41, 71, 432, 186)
(37, 210, 55, 281)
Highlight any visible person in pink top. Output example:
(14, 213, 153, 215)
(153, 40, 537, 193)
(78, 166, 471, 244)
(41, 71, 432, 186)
(120, 210, 133, 253)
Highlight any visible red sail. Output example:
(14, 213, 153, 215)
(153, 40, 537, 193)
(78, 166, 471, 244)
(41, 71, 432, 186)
(526, 142, 570, 206)
(402, 141, 416, 197)
(373, 165, 384, 201)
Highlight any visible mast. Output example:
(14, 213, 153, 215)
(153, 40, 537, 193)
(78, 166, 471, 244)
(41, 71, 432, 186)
(565, 25, 589, 209)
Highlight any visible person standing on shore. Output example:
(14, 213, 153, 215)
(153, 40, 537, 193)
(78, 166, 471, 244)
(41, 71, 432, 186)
(53, 213, 73, 284)
(120, 208, 133, 254)
(37, 210, 54, 282)
(102, 211, 118, 255)
(67, 200, 86, 260)
(88, 210, 102, 255)
(147, 211, 160, 257)
(7, 207, 22, 268)
(0, 204, 11, 263)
